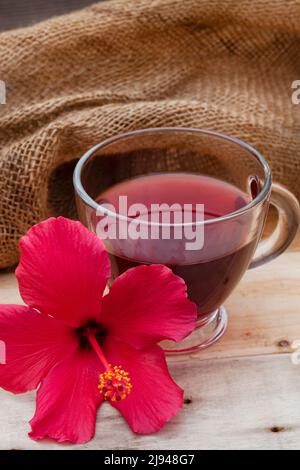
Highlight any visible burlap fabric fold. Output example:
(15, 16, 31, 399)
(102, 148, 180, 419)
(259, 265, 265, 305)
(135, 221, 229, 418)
(0, 0, 299, 268)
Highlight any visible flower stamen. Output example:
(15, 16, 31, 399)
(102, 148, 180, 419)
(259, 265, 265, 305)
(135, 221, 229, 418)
(86, 331, 132, 401)
(98, 364, 132, 401)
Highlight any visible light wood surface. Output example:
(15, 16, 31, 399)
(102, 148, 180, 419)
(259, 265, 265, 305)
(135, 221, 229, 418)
(2, 0, 300, 451)
(0, 218, 299, 450)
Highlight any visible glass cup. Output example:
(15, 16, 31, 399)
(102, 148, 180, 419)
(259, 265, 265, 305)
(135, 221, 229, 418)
(73, 128, 300, 353)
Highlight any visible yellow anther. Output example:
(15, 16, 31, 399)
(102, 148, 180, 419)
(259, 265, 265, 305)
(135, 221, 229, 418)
(98, 364, 132, 402)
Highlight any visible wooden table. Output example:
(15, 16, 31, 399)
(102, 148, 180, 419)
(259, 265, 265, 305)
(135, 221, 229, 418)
(0, 220, 299, 450)
(2, 0, 300, 453)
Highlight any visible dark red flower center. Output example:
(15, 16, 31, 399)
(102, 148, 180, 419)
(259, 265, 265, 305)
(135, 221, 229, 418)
(75, 320, 108, 350)
(75, 322, 132, 401)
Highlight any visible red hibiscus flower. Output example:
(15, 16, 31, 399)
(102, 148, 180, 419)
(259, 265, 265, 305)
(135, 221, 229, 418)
(0, 217, 197, 444)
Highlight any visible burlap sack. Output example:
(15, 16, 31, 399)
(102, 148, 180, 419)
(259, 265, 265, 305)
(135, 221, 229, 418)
(0, 0, 299, 268)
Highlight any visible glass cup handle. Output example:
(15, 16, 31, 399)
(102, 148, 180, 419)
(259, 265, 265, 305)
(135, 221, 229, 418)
(249, 183, 300, 269)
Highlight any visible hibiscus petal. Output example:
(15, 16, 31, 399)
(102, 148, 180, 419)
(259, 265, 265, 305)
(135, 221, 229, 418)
(0, 304, 77, 394)
(29, 349, 103, 444)
(101, 265, 197, 349)
(16, 217, 110, 327)
(104, 338, 183, 434)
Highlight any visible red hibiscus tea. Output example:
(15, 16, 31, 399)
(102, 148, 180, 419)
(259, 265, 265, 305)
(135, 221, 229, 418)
(75, 128, 298, 352)
(96, 173, 257, 318)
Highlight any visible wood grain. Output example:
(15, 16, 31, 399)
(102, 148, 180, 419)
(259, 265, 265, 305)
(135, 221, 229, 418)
(0, 219, 299, 449)
(0, 355, 299, 450)
(1, 0, 300, 451)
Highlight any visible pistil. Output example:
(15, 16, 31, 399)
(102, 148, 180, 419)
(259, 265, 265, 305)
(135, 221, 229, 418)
(86, 331, 132, 402)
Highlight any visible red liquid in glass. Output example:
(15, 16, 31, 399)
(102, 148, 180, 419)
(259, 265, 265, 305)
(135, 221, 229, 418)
(97, 173, 256, 316)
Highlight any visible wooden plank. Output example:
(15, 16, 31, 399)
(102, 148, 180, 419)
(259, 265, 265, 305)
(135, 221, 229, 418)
(0, 215, 299, 449)
(0, 273, 22, 304)
(0, 354, 299, 450)
(1, 243, 299, 362)
(189, 250, 300, 361)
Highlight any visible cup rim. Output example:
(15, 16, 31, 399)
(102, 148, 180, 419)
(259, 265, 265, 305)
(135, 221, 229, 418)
(73, 127, 272, 227)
